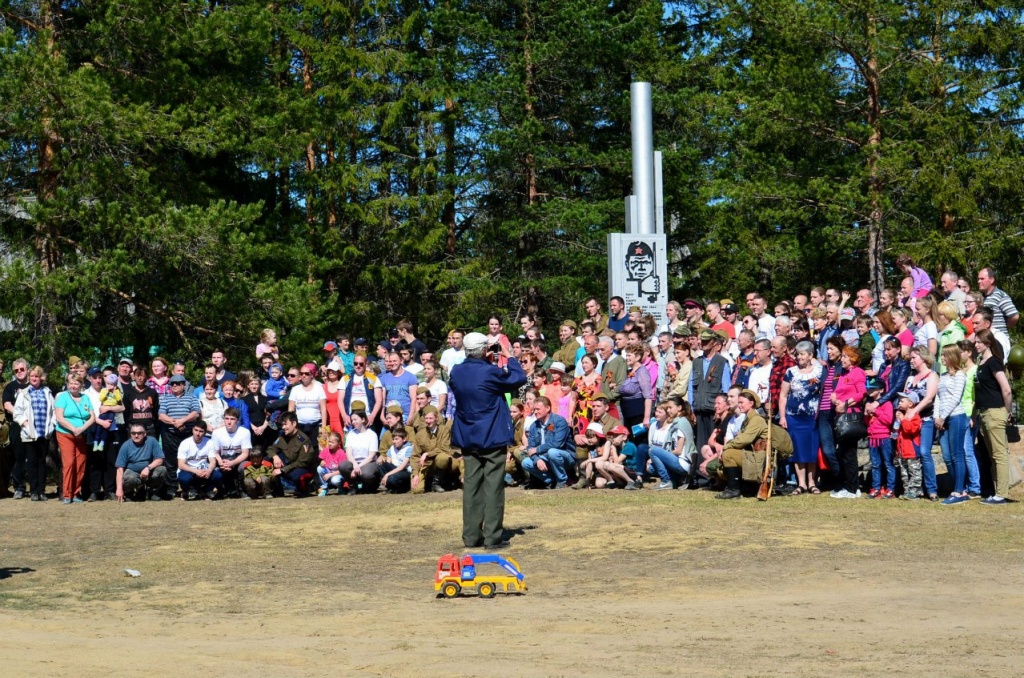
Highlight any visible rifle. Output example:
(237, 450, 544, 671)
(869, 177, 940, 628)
(757, 395, 774, 501)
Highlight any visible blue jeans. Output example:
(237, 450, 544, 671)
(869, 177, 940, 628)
(649, 446, 688, 484)
(522, 448, 575, 487)
(939, 414, 968, 494)
(869, 439, 896, 492)
(178, 468, 223, 493)
(631, 443, 650, 476)
(964, 422, 981, 494)
(318, 466, 344, 489)
(817, 409, 839, 479)
(918, 418, 937, 496)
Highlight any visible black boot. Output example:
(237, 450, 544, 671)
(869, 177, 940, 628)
(715, 466, 742, 500)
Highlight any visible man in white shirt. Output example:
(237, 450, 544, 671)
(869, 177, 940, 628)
(399, 345, 424, 378)
(177, 420, 220, 500)
(746, 339, 773, 411)
(211, 409, 252, 497)
(439, 330, 466, 375)
(748, 294, 776, 339)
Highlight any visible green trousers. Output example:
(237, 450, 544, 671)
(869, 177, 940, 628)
(462, 447, 506, 548)
(979, 407, 1010, 498)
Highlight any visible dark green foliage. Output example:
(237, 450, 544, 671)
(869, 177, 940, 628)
(0, 0, 1021, 373)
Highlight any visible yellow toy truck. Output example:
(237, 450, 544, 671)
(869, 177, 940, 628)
(434, 553, 527, 598)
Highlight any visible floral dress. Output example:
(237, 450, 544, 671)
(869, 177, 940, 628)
(783, 363, 825, 464)
(571, 373, 602, 435)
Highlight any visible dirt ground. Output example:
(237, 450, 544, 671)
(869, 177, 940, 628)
(2, 452, 1023, 677)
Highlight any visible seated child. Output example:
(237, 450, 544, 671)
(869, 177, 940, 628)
(242, 449, 274, 499)
(573, 422, 609, 489)
(263, 363, 288, 427)
(380, 426, 413, 493)
(256, 328, 280, 362)
(317, 431, 347, 496)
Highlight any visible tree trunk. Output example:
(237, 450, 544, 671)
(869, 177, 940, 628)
(34, 0, 62, 361)
(302, 48, 317, 284)
(864, 11, 885, 299)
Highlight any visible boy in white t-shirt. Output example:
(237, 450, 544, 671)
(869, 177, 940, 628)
(210, 408, 252, 498)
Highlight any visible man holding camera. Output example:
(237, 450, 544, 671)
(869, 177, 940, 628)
(449, 332, 527, 549)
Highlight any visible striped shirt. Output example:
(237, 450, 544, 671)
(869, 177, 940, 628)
(159, 392, 199, 420)
(983, 287, 1018, 335)
(819, 364, 838, 413)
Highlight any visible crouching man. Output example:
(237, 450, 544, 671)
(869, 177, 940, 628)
(115, 424, 168, 502)
(177, 419, 222, 500)
(268, 412, 316, 495)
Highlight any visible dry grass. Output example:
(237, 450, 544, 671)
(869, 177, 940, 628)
(1, 467, 1022, 676)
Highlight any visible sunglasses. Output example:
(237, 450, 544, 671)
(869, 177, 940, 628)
(130, 431, 146, 436)
(288, 373, 299, 378)
(354, 361, 366, 366)
(300, 371, 313, 376)
(14, 367, 26, 372)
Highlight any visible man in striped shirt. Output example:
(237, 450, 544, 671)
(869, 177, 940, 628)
(977, 267, 1019, 335)
(158, 374, 200, 494)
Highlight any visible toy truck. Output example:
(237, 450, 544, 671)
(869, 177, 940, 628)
(434, 553, 527, 598)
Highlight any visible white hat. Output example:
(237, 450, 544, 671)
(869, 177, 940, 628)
(326, 358, 344, 372)
(464, 332, 488, 351)
(585, 422, 605, 438)
(549, 361, 567, 374)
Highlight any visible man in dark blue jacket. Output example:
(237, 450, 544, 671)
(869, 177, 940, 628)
(450, 332, 527, 549)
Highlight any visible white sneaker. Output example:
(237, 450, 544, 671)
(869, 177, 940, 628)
(831, 489, 854, 499)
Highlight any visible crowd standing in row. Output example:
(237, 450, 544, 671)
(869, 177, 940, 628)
(0, 260, 1018, 505)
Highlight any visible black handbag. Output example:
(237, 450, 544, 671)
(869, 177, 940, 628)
(1007, 416, 1021, 444)
(833, 411, 866, 442)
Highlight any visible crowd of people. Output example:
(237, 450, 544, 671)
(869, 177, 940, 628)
(0, 260, 1019, 506)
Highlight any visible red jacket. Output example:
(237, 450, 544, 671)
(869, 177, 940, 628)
(895, 413, 921, 460)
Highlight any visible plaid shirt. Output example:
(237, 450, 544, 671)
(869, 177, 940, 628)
(769, 353, 796, 417)
(28, 386, 49, 436)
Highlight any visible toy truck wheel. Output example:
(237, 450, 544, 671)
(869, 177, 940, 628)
(478, 582, 496, 598)
(441, 582, 461, 599)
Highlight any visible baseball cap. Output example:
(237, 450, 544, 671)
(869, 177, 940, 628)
(87, 367, 102, 377)
(168, 374, 187, 385)
(722, 303, 739, 315)
(609, 425, 629, 436)
(463, 332, 488, 351)
(683, 298, 704, 310)
(118, 357, 133, 366)
(897, 391, 920, 404)
(322, 341, 338, 352)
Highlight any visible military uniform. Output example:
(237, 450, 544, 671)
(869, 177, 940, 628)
(553, 339, 580, 368)
(267, 429, 314, 492)
(412, 419, 461, 493)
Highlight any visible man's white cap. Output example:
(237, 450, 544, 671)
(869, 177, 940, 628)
(463, 332, 488, 351)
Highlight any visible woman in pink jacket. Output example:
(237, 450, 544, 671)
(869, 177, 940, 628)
(830, 346, 867, 498)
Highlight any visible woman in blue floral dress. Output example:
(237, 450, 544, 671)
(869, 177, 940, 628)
(779, 341, 826, 494)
